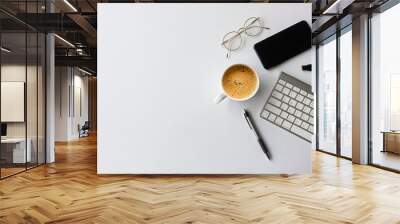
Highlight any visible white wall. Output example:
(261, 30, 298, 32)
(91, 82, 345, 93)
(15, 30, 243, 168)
(71, 73, 89, 138)
(55, 67, 69, 141)
(55, 67, 89, 141)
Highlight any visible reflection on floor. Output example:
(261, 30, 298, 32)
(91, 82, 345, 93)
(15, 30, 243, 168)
(0, 162, 40, 178)
(0, 167, 25, 178)
(373, 150, 400, 171)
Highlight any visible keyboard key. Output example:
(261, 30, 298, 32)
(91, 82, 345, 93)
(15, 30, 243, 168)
(276, 84, 283, 91)
(289, 91, 297, 98)
(278, 79, 286, 85)
(272, 91, 283, 99)
(302, 114, 309, 121)
(288, 107, 295, 114)
(293, 87, 300, 92)
(295, 110, 302, 118)
(296, 95, 304, 102)
(283, 96, 290, 103)
(308, 93, 313, 99)
(302, 122, 309, 130)
(269, 97, 281, 107)
(281, 104, 288, 111)
(309, 117, 313, 124)
(300, 90, 307, 96)
(275, 117, 283, 126)
(282, 121, 292, 129)
(294, 118, 302, 126)
(288, 115, 295, 122)
(308, 126, 313, 133)
(289, 99, 297, 107)
(303, 98, 311, 105)
(282, 88, 290, 95)
(281, 111, 288, 119)
(303, 107, 311, 114)
(296, 103, 304, 110)
(265, 104, 281, 116)
(268, 113, 277, 122)
(291, 125, 312, 141)
(286, 83, 293, 88)
(261, 110, 270, 119)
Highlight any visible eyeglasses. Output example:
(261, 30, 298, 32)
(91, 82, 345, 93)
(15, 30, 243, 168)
(222, 17, 269, 58)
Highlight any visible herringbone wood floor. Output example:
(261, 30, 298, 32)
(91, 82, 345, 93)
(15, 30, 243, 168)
(1, 135, 400, 224)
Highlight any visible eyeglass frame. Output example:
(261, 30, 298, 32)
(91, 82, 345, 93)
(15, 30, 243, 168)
(221, 17, 269, 58)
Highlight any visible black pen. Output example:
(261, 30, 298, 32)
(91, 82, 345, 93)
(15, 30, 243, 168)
(243, 109, 272, 160)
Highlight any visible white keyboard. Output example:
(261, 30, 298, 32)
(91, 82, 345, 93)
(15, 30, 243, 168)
(260, 72, 314, 142)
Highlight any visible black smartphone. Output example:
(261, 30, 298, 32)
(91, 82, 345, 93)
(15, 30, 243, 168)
(254, 20, 311, 70)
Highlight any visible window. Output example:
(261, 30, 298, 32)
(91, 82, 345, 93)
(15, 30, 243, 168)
(339, 29, 352, 158)
(389, 74, 400, 130)
(317, 25, 353, 159)
(318, 36, 337, 155)
(370, 3, 400, 171)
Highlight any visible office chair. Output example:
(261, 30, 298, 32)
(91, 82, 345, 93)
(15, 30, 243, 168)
(79, 121, 90, 138)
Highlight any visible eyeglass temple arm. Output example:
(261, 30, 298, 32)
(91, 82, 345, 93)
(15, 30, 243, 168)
(246, 17, 260, 27)
(221, 26, 269, 45)
(221, 31, 244, 45)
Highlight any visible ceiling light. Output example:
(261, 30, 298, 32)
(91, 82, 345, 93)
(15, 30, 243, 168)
(63, 0, 78, 12)
(78, 67, 93, 76)
(1, 47, 11, 53)
(54, 34, 75, 48)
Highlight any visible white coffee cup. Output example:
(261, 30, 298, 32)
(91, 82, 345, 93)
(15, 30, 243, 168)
(214, 64, 260, 104)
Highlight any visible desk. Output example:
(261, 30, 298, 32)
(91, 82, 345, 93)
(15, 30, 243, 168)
(1, 138, 32, 164)
(382, 131, 400, 154)
(98, 3, 312, 174)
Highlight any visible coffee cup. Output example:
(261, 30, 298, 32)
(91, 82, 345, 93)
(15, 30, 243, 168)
(214, 64, 259, 104)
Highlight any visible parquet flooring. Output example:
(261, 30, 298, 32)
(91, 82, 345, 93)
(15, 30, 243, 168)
(0, 167, 26, 178)
(1, 134, 400, 223)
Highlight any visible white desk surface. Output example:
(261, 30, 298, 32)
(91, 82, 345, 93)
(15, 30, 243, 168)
(98, 3, 312, 174)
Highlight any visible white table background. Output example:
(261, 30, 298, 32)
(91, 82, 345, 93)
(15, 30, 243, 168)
(98, 3, 312, 174)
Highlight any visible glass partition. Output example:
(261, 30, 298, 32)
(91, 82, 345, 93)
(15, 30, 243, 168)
(0, 1, 46, 179)
(0, 31, 28, 177)
(27, 31, 38, 169)
(38, 32, 45, 165)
